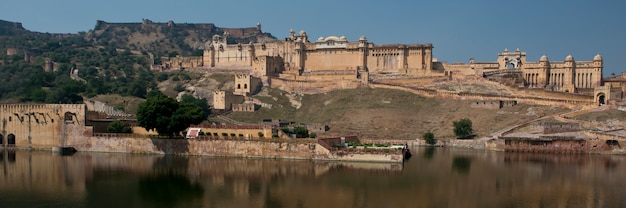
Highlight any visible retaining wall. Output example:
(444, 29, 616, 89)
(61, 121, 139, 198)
(65, 136, 403, 163)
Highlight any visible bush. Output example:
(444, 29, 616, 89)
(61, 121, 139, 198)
(423, 132, 436, 145)
(221, 132, 227, 136)
(230, 133, 236, 137)
(198, 131, 205, 135)
(213, 132, 218, 136)
(238, 133, 244, 137)
(156, 73, 169, 81)
(272, 133, 278, 138)
(294, 126, 309, 138)
(453, 118, 474, 139)
(281, 128, 293, 134)
(309, 133, 316, 138)
(107, 120, 131, 133)
(258, 132, 264, 138)
(173, 84, 185, 92)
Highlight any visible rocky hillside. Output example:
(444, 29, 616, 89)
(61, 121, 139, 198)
(86, 19, 277, 57)
(0, 19, 276, 103)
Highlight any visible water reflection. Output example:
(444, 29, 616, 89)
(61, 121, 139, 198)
(138, 172, 204, 207)
(0, 148, 626, 207)
(452, 156, 472, 174)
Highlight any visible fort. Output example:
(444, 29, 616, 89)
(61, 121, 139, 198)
(4, 21, 626, 157)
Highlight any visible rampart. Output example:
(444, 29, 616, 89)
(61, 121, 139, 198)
(271, 78, 363, 94)
(369, 83, 595, 107)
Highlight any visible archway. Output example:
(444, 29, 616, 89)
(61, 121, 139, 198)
(7, 134, 15, 146)
(597, 93, 606, 106)
(0, 134, 3, 145)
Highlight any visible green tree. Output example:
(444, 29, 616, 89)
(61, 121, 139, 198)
(294, 126, 309, 138)
(108, 120, 132, 133)
(453, 118, 474, 139)
(136, 90, 204, 136)
(180, 94, 211, 119)
(423, 132, 436, 144)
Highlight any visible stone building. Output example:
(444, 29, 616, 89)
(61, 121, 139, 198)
(0, 104, 90, 148)
(163, 29, 434, 93)
(233, 74, 261, 96)
(436, 48, 603, 94)
(212, 90, 244, 111)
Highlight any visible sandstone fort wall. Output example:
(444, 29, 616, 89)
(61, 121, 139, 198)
(65, 136, 403, 163)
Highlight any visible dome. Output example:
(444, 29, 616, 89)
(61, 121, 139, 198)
(539, 55, 548, 62)
(317, 36, 324, 41)
(290, 28, 294, 33)
(359, 35, 367, 41)
(340, 36, 346, 41)
(594, 54, 602, 61)
(565, 54, 574, 61)
(299, 30, 305, 35)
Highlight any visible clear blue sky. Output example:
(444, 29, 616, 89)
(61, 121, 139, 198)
(1, 0, 625, 76)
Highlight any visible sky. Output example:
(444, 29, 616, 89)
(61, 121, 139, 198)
(1, 0, 625, 76)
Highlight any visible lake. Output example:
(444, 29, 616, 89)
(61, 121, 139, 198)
(0, 147, 625, 208)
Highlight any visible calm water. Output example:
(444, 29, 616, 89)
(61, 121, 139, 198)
(0, 148, 625, 208)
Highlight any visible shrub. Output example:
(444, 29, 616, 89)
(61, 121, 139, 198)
(198, 131, 205, 136)
(107, 120, 132, 133)
(423, 132, 436, 145)
(238, 133, 244, 137)
(309, 133, 316, 138)
(157, 73, 169, 81)
(230, 133, 236, 137)
(221, 132, 227, 136)
(281, 128, 293, 134)
(453, 118, 474, 139)
(272, 133, 278, 138)
(213, 132, 218, 136)
(258, 132, 264, 138)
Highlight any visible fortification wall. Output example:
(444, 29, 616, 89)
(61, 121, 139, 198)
(0, 104, 90, 148)
(271, 78, 362, 94)
(305, 49, 361, 71)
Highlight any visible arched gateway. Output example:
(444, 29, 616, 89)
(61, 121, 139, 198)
(597, 93, 606, 106)
(7, 134, 15, 146)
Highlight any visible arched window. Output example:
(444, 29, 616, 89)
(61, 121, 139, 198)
(237, 84, 241, 89)
(64, 112, 74, 121)
(0, 134, 3, 144)
(244, 84, 247, 89)
(7, 134, 16, 146)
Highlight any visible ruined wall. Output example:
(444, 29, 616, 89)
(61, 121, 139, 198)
(232, 103, 256, 112)
(163, 55, 203, 69)
(222, 27, 260, 36)
(500, 138, 611, 153)
(536, 122, 580, 134)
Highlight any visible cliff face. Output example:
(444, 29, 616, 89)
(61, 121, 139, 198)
(0, 20, 27, 36)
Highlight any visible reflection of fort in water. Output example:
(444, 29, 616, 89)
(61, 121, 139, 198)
(2, 150, 625, 207)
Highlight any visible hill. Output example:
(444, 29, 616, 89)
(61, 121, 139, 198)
(0, 19, 276, 103)
(87, 19, 276, 57)
(225, 87, 570, 140)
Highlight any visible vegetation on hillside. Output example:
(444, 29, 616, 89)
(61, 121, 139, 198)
(136, 91, 207, 136)
(0, 19, 275, 104)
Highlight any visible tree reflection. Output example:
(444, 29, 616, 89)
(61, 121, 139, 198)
(138, 172, 204, 207)
(423, 147, 435, 160)
(452, 156, 472, 174)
